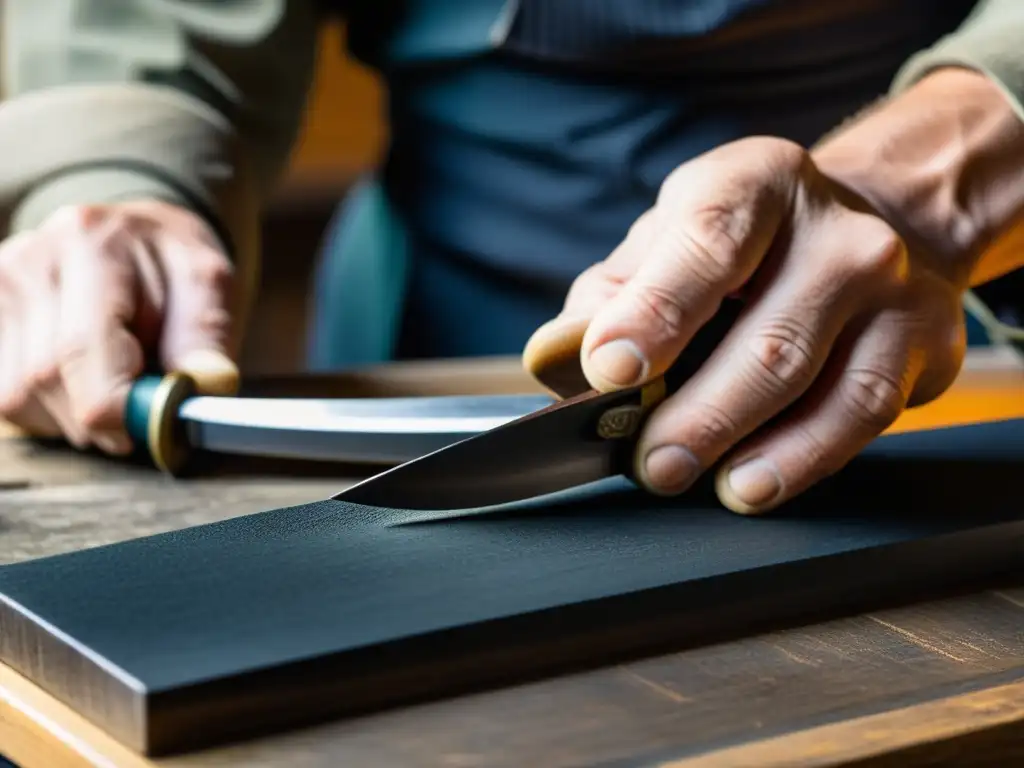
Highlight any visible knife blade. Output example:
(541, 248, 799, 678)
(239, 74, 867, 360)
(122, 374, 554, 475)
(334, 299, 747, 510)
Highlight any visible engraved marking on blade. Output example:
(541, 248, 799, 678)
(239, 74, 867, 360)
(597, 404, 643, 439)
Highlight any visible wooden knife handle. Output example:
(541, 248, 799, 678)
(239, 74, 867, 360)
(124, 373, 196, 475)
(522, 317, 593, 399)
(524, 299, 745, 402)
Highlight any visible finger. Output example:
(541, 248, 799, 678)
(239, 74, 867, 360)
(524, 210, 660, 393)
(905, 274, 967, 409)
(0, 237, 63, 438)
(57, 212, 145, 454)
(156, 235, 239, 395)
(632, 209, 907, 497)
(0, 294, 24, 420)
(522, 316, 591, 398)
(0, 307, 55, 437)
(714, 311, 925, 514)
(559, 208, 658, 321)
(579, 143, 800, 391)
(24, 273, 83, 443)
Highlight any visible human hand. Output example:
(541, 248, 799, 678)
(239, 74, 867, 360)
(0, 201, 239, 454)
(525, 136, 969, 514)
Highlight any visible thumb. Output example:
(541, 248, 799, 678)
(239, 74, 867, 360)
(522, 316, 591, 398)
(157, 237, 240, 396)
(522, 214, 661, 396)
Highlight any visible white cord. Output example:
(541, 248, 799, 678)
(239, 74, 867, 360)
(963, 289, 1024, 346)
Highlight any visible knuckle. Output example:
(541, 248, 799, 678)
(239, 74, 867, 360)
(790, 422, 834, 474)
(624, 209, 656, 244)
(745, 317, 818, 393)
(848, 218, 907, 284)
(26, 361, 61, 392)
(732, 135, 807, 166)
(56, 332, 92, 377)
(189, 253, 234, 290)
(688, 399, 741, 453)
(0, 384, 30, 418)
(840, 368, 906, 431)
(765, 137, 809, 171)
(89, 218, 140, 257)
(627, 281, 690, 338)
(57, 329, 144, 433)
(46, 204, 111, 232)
(57, 359, 125, 435)
(191, 305, 233, 343)
(564, 263, 623, 312)
(574, 261, 611, 288)
(909, 352, 962, 409)
(75, 398, 117, 434)
(790, 421, 854, 481)
(666, 204, 746, 287)
(46, 205, 142, 255)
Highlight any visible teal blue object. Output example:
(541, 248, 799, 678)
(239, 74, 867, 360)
(307, 179, 412, 370)
(124, 375, 163, 453)
(345, 0, 510, 67)
(376, 0, 510, 63)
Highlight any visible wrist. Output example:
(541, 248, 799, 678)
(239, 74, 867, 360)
(812, 67, 1024, 288)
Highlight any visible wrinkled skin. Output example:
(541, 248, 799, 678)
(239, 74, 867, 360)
(0, 201, 239, 454)
(0, 139, 975, 508)
(528, 136, 967, 515)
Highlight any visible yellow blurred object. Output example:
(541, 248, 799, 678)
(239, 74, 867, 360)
(887, 351, 1024, 433)
(280, 21, 385, 200)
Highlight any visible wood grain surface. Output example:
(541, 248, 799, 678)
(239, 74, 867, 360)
(0, 351, 1021, 767)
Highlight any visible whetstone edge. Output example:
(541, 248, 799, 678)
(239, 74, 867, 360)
(0, 420, 1022, 756)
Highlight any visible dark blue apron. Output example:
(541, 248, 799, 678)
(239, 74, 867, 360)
(307, 0, 990, 368)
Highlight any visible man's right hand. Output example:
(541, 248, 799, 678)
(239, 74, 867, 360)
(0, 201, 240, 454)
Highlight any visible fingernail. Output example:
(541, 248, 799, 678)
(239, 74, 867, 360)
(587, 339, 648, 388)
(720, 457, 782, 513)
(176, 350, 240, 396)
(93, 430, 133, 456)
(641, 445, 701, 495)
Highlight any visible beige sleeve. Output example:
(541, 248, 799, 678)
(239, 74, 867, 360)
(0, 0, 321, 276)
(891, 0, 1024, 348)
(891, 0, 1024, 114)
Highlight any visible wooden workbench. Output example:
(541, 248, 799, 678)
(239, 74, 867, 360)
(0, 353, 1022, 768)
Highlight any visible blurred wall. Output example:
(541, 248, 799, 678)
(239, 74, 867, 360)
(241, 22, 387, 375)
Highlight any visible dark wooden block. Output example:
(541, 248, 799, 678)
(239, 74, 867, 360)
(0, 427, 1022, 756)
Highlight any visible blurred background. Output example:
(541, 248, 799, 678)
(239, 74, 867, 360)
(246, 21, 384, 377)
(125, 14, 1024, 376)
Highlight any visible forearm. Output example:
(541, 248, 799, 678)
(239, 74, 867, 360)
(0, 85, 246, 240)
(813, 67, 1024, 289)
(0, 1, 319, 266)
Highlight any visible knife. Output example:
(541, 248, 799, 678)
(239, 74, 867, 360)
(333, 295, 1024, 512)
(123, 374, 554, 475)
(333, 299, 747, 510)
